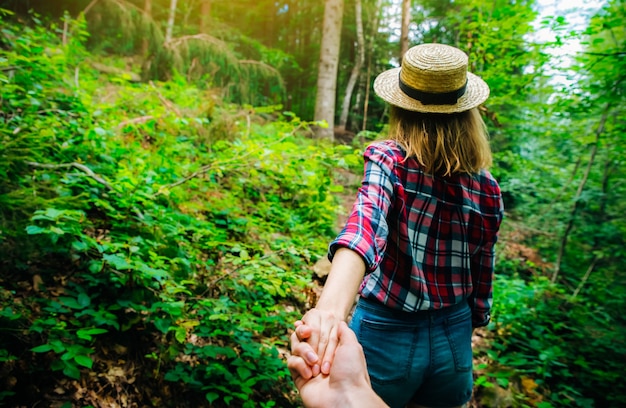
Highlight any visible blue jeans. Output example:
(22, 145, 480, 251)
(349, 298, 473, 408)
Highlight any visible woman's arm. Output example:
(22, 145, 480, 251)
(294, 143, 396, 376)
(299, 247, 365, 375)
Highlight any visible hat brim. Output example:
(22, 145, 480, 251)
(373, 67, 490, 114)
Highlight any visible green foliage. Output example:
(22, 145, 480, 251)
(0, 14, 360, 406)
(478, 272, 626, 407)
(2, 1, 626, 407)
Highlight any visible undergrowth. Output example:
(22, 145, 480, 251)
(2, 11, 625, 408)
(0, 13, 360, 407)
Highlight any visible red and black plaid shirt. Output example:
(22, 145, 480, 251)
(329, 141, 504, 327)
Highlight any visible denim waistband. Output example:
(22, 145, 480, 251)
(357, 296, 469, 322)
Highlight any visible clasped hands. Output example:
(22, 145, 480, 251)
(287, 309, 387, 408)
(290, 308, 342, 378)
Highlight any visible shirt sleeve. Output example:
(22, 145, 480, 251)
(468, 195, 504, 328)
(328, 144, 396, 271)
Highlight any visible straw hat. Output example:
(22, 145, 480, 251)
(373, 43, 489, 113)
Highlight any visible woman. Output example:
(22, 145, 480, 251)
(292, 43, 504, 408)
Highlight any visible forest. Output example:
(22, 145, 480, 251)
(0, 0, 624, 407)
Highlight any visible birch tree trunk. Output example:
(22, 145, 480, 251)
(400, 0, 411, 61)
(165, 0, 178, 43)
(338, 0, 364, 130)
(314, 0, 344, 139)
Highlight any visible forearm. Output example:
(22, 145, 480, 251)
(316, 247, 366, 320)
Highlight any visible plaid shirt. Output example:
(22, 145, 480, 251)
(329, 141, 504, 327)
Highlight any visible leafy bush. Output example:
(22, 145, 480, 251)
(0, 13, 361, 407)
(475, 270, 626, 407)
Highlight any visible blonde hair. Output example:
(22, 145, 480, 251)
(388, 106, 492, 176)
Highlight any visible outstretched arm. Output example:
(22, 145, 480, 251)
(297, 247, 365, 376)
(294, 143, 395, 376)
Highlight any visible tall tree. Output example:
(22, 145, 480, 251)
(165, 0, 178, 43)
(400, 0, 411, 60)
(314, 0, 344, 139)
(338, 0, 365, 131)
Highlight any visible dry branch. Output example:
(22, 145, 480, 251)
(83, 0, 101, 15)
(239, 60, 282, 78)
(149, 81, 182, 117)
(572, 256, 600, 299)
(164, 33, 228, 50)
(26, 161, 115, 192)
(117, 115, 155, 129)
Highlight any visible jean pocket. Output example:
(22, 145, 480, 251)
(352, 310, 417, 384)
(444, 310, 473, 372)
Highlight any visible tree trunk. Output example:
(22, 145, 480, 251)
(165, 0, 178, 43)
(199, 0, 211, 33)
(338, 0, 364, 130)
(314, 0, 344, 139)
(362, 0, 383, 131)
(142, 0, 152, 55)
(400, 0, 411, 61)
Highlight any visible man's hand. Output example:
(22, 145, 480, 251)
(288, 321, 388, 408)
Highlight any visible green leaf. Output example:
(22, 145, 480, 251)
(153, 317, 172, 334)
(89, 261, 103, 273)
(25, 225, 46, 235)
(49, 226, 65, 235)
(76, 328, 107, 341)
(31, 344, 53, 353)
(77, 293, 91, 308)
(103, 254, 131, 270)
(206, 392, 220, 404)
(72, 240, 88, 252)
(74, 355, 93, 369)
(174, 326, 187, 343)
(62, 362, 81, 379)
(138, 264, 169, 281)
(237, 366, 252, 380)
(59, 296, 82, 309)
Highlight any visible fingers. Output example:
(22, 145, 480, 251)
(319, 323, 339, 375)
(301, 309, 337, 373)
(295, 322, 313, 341)
(290, 329, 321, 378)
(288, 353, 312, 379)
(301, 311, 321, 359)
(294, 320, 319, 374)
(292, 332, 320, 366)
(287, 354, 310, 390)
(293, 309, 342, 375)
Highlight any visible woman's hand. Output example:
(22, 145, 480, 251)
(294, 308, 343, 376)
